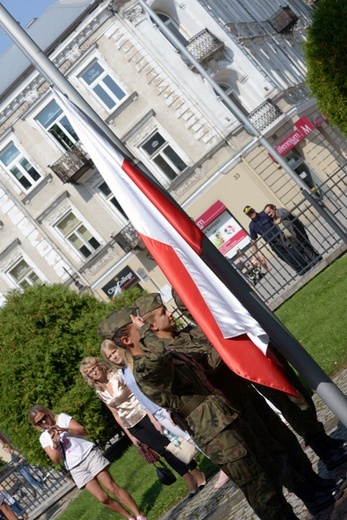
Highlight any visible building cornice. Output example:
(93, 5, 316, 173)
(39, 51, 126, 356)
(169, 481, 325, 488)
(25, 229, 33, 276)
(0, 4, 112, 133)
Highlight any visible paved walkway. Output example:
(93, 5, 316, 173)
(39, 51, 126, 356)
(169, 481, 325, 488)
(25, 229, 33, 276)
(36, 369, 347, 520)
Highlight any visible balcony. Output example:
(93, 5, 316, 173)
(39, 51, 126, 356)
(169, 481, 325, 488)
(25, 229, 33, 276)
(112, 223, 145, 253)
(268, 7, 299, 34)
(185, 29, 224, 63)
(49, 141, 94, 184)
(247, 100, 283, 132)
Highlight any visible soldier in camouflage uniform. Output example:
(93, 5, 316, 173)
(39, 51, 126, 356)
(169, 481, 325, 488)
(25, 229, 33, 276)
(172, 289, 347, 471)
(98, 309, 298, 519)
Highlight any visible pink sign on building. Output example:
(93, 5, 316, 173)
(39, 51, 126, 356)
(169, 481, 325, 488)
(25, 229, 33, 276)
(196, 201, 249, 258)
(272, 115, 316, 159)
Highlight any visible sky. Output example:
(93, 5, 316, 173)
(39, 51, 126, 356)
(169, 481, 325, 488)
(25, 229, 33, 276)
(0, 0, 58, 55)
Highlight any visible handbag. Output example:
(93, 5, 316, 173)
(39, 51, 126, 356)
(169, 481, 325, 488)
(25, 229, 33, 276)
(136, 443, 160, 464)
(154, 460, 177, 486)
(165, 439, 198, 464)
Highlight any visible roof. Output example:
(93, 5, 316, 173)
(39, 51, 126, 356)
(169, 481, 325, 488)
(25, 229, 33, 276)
(0, 0, 98, 99)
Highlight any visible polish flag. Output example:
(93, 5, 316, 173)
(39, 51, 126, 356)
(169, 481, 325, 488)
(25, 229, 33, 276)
(53, 88, 296, 396)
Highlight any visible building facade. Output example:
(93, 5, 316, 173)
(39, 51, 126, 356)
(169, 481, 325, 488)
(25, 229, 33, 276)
(0, 0, 346, 305)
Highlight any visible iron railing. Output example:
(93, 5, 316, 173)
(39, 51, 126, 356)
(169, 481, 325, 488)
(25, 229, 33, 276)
(112, 222, 144, 253)
(0, 462, 72, 517)
(247, 99, 283, 132)
(185, 29, 224, 63)
(49, 141, 93, 183)
(228, 164, 347, 307)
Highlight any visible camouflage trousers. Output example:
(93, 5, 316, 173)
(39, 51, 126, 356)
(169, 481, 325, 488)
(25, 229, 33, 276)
(202, 418, 297, 520)
(255, 342, 325, 445)
(209, 361, 315, 491)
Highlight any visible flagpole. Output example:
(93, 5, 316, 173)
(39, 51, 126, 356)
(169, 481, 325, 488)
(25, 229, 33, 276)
(201, 237, 347, 427)
(0, 4, 346, 426)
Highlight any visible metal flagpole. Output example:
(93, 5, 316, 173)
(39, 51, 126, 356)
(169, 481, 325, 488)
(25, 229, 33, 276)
(137, 0, 347, 244)
(0, 3, 346, 426)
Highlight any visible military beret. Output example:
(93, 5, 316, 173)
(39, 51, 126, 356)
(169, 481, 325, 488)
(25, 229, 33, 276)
(97, 306, 133, 339)
(135, 293, 163, 316)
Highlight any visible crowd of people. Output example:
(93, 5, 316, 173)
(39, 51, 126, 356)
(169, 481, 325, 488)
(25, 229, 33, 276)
(23, 291, 346, 520)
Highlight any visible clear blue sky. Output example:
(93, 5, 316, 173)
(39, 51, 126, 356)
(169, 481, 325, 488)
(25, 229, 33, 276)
(0, 0, 58, 55)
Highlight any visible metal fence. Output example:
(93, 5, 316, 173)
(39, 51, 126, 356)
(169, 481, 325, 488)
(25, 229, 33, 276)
(231, 163, 347, 307)
(0, 462, 72, 518)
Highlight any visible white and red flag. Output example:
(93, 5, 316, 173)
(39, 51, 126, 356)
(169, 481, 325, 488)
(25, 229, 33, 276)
(54, 88, 296, 396)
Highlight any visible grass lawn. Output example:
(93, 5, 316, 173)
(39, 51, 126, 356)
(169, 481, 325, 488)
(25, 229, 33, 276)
(275, 253, 347, 376)
(57, 448, 217, 520)
(57, 253, 347, 520)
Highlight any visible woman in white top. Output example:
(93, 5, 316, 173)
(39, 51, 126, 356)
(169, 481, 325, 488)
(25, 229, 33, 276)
(80, 357, 206, 497)
(29, 405, 145, 520)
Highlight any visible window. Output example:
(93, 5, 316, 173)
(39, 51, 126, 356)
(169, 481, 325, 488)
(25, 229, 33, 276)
(218, 84, 249, 116)
(57, 212, 101, 259)
(8, 259, 43, 289)
(36, 100, 79, 150)
(0, 142, 41, 191)
(79, 60, 126, 110)
(98, 181, 129, 221)
(141, 131, 187, 182)
(156, 13, 188, 46)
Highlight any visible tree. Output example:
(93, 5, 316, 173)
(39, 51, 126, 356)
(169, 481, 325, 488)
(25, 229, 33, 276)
(304, 0, 347, 136)
(0, 284, 143, 465)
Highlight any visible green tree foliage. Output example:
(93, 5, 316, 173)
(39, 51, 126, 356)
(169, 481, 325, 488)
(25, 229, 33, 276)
(0, 284, 143, 465)
(304, 0, 347, 136)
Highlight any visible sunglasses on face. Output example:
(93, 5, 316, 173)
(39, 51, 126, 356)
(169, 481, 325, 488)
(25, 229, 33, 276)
(34, 413, 49, 426)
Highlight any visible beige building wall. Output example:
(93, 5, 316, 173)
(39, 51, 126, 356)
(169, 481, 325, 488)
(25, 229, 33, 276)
(0, 0, 346, 305)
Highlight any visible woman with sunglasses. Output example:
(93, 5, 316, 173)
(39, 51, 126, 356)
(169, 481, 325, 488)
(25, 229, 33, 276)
(29, 405, 145, 520)
(80, 357, 205, 498)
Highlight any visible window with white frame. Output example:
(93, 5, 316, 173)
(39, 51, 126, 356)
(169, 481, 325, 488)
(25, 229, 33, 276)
(79, 60, 126, 110)
(36, 100, 79, 150)
(0, 142, 41, 191)
(98, 181, 129, 221)
(155, 13, 188, 46)
(140, 131, 187, 182)
(56, 211, 101, 259)
(8, 259, 43, 289)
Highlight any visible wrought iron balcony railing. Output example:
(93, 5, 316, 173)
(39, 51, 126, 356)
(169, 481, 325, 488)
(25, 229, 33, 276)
(49, 141, 94, 183)
(112, 222, 145, 253)
(185, 29, 224, 63)
(247, 100, 283, 132)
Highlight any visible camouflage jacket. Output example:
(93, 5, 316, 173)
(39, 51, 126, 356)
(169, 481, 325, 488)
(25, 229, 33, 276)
(132, 325, 238, 447)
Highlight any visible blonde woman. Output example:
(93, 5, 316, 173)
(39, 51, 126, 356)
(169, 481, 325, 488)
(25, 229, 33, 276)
(80, 357, 205, 497)
(29, 405, 145, 520)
